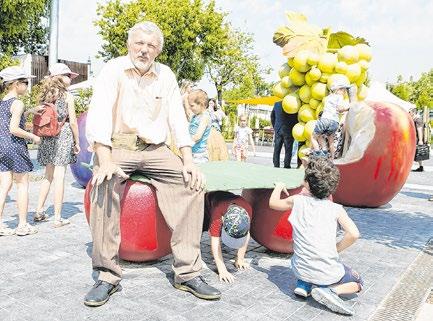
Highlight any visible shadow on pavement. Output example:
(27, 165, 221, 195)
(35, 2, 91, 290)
(400, 190, 431, 200)
(348, 207, 433, 251)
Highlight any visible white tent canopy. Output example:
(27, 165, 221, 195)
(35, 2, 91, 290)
(68, 78, 94, 95)
(366, 81, 415, 112)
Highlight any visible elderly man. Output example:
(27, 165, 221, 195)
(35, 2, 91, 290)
(84, 21, 221, 307)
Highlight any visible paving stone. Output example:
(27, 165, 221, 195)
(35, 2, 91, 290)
(1, 150, 432, 320)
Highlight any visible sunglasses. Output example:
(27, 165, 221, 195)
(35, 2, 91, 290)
(19, 80, 29, 85)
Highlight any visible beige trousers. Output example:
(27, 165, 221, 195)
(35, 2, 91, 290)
(90, 143, 204, 284)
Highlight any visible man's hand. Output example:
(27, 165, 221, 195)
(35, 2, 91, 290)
(91, 161, 129, 186)
(234, 259, 249, 270)
(182, 162, 205, 191)
(219, 270, 235, 283)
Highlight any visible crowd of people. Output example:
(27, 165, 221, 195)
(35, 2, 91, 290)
(0, 20, 429, 316)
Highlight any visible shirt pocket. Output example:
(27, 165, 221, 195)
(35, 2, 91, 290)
(149, 96, 163, 121)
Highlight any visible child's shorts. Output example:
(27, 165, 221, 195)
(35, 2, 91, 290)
(234, 145, 248, 159)
(330, 265, 363, 292)
(314, 118, 339, 136)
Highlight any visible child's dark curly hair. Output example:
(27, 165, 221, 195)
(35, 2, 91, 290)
(304, 156, 340, 199)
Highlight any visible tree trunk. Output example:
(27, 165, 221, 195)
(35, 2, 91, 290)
(216, 84, 223, 107)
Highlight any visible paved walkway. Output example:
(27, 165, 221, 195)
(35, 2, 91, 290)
(0, 149, 432, 321)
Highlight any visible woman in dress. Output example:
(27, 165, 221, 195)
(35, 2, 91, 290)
(34, 63, 80, 227)
(0, 66, 41, 236)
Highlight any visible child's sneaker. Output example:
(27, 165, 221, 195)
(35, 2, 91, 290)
(311, 287, 354, 315)
(294, 279, 312, 298)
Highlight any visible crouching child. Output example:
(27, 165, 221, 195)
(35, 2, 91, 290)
(204, 191, 252, 283)
(269, 156, 362, 316)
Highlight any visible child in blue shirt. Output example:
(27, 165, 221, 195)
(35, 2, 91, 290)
(188, 89, 211, 164)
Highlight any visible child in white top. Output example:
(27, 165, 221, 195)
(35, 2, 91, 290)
(269, 156, 362, 316)
(233, 114, 255, 161)
(311, 78, 355, 158)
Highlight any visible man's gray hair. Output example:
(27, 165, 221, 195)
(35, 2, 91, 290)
(127, 21, 164, 52)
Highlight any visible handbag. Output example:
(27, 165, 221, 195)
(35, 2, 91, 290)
(32, 103, 67, 137)
(415, 144, 430, 162)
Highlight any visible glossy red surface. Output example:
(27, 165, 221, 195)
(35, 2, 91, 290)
(84, 181, 172, 262)
(334, 101, 416, 207)
(242, 186, 303, 253)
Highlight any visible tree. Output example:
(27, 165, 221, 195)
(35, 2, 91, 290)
(95, 0, 229, 82)
(389, 69, 433, 109)
(206, 29, 271, 105)
(0, 0, 49, 55)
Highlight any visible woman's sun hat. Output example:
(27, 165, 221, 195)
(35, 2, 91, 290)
(49, 63, 79, 79)
(0, 66, 35, 82)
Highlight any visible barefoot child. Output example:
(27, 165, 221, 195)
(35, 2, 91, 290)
(269, 156, 362, 316)
(0, 66, 42, 236)
(204, 191, 252, 283)
(233, 114, 255, 161)
(188, 89, 211, 164)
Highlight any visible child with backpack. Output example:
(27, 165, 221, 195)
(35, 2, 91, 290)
(34, 63, 80, 227)
(0, 66, 42, 236)
(269, 156, 362, 316)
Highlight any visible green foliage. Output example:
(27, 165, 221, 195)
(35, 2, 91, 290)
(0, 0, 49, 55)
(272, 12, 368, 56)
(259, 118, 271, 129)
(207, 29, 272, 104)
(388, 69, 433, 109)
(222, 111, 237, 140)
(74, 88, 93, 116)
(327, 31, 368, 50)
(95, 0, 229, 82)
(0, 54, 19, 71)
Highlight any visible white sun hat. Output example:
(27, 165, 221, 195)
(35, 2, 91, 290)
(0, 66, 35, 82)
(49, 63, 79, 79)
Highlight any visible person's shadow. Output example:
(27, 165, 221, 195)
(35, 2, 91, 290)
(30, 201, 83, 221)
(251, 256, 357, 313)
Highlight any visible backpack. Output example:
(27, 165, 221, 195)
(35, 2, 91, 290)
(32, 102, 67, 137)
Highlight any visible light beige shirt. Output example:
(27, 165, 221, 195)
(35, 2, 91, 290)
(86, 55, 193, 148)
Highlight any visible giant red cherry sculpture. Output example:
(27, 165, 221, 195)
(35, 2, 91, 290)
(242, 186, 303, 253)
(333, 101, 416, 207)
(84, 180, 172, 262)
(70, 112, 93, 187)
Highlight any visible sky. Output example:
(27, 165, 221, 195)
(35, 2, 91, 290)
(58, 0, 433, 97)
